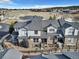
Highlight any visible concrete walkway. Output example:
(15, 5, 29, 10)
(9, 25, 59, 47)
(4, 42, 79, 56)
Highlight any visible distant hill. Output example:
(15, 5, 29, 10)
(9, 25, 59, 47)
(0, 6, 79, 12)
(30, 6, 79, 12)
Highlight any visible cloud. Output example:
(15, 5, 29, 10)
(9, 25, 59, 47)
(0, 4, 78, 9)
(0, 0, 12, 4)
(29, 5, 68, 9)
(11, 5, 75, 9)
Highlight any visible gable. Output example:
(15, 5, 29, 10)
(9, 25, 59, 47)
(65, 26, 75, 35)
(47, 26, 57, 33)
(19, 28, 26, 31)
(66, 26, 74, 30)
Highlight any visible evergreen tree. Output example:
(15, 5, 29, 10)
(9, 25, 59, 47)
(9, 24, 14, 34)
(49, 16, 53, 20)
(53, 15, 56, 20)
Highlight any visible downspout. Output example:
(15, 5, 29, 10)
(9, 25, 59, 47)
(57, 19, 65, 40)
(57, 19, 65, 51)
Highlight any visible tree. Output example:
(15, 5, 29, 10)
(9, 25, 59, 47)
(0, 18, 1, 22)
(49, 15, 56, 20)
(49, 16, 53, 20)
(53, 15, 56, 20)
(9, 24, 14, 34)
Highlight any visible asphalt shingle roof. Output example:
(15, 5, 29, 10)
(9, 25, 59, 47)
(0, 49, 8, 59)
(42, 20, 60, 29)
(0, 23, 9, 39)
(14, 22, 27, 29)
(19, 16, 43, 20)
(70, 22, 79, 29)
(63, 52, 79, 59)
(2, 49, 23, 59)
(0, 23, 9, 32)
(30, 55, 47, 59)
(42, 54, 69, 59)
(0, 32, 9, 39)
(26, 17, 42, 30)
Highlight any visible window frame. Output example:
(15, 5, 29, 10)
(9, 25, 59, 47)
(33, 38, 39, 42)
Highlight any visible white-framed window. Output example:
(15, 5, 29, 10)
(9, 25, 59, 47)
(41, 38, 47, 43)
(65, 27, 74, 35)
(49, 29, 55, 31)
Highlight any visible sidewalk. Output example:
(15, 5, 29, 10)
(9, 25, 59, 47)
(4, 42, 79, 56)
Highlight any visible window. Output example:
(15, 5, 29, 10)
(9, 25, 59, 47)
(42, 38, 47, 43)
(68, 39, 71, 42)
(68, 29, 74, 34)
(49, 29, 55, 31)
(33, 38, 39, 42)
(68, 27, 74, 35)
(65, 27, 75, 35)
(68, 38, 74, 43)
(74, 30, 78, 35)
(34, 30, 38, 34)
(47, 26, 57, 33)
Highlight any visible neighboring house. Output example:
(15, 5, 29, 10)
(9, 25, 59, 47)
(64, 22, 79, 50)
(56, 19, 79, 50)
(65, 27, 77, 46)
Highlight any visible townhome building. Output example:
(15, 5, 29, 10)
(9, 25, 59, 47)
(13, 16, 79, 51)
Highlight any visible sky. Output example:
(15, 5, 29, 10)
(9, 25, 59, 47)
(0, 0, 79, 9)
